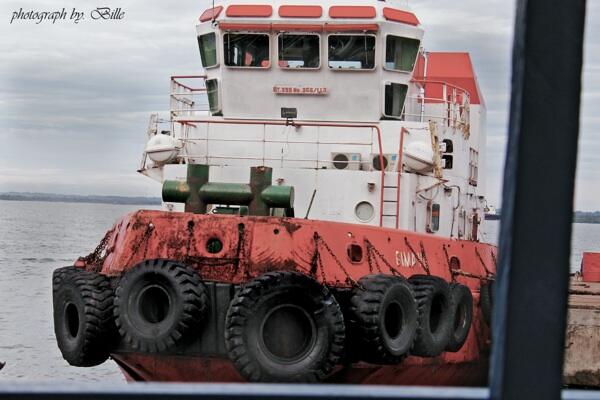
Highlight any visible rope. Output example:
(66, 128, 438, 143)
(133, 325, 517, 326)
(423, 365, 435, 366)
(428, 121, 444, 179)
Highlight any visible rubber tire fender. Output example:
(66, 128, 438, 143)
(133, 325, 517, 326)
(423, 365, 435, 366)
(114, 259, 207, 353)
(52, 266, 116, 367)
(446, 283, 474, 352)
(349, 274, 418, 364)
(409, 275, 453, 357)
(225, 271, 345, 383)
(480, 281, 494, 326)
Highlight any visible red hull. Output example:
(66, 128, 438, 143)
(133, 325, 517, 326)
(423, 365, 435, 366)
(76, 210, 496, 386)
(82, 210, 496, 290)
(112, 353, 489, 386)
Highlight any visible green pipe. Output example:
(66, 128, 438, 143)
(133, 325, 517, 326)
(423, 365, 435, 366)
(199, 183, 254, 205)
(261, 186, 294, 209)
(162, 180, 190, 203)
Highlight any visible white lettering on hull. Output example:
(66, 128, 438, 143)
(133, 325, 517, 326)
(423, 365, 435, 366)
(395, 251, 418, 268)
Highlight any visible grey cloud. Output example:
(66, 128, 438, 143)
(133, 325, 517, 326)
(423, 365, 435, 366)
(0, 0, 598, 209)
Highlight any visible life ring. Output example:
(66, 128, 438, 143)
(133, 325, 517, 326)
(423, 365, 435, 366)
(225, 271, 345, 382)
(446, 283, 474, 352)
(114, 259, 208, 352)
(52, 266, 116, 366)
(349, 274, 418, 364)
(409, 275, 453, 357)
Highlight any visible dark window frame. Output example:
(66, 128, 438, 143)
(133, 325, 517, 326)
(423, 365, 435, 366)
(327, 33, 377, 71)
(383, 82, 409, 119)
(277, 33, 321, 70)
(197, 32, 219, 69)
(223, 33, 271, 69)
(383, 34, 420, 73)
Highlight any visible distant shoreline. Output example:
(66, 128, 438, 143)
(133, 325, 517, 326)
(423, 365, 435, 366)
(1, 193, 599, 223)
(0, 193, 161, 206)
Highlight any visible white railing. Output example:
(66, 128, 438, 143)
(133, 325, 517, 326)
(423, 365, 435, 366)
(170, 75, 209, 118)
(405, 79, 471, 136)
(171, 118, 396, 227)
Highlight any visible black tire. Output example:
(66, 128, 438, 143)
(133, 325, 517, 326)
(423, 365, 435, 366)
(446, 283, 473, 352)
(225, 271, 345, 382)
(349, 274, 418, 364)
(52, 266, 116, 367)
(480, 281, 494, 326)
(114, 259, 207, 353)
(409, 275, 453, 357)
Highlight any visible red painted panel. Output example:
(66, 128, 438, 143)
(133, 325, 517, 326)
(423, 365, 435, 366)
(199, 6, 223, 22)
(324, 23, 379, 32)
(383, 7, 420, 26)
(219, 22, 272, 31)
(279, 5, 323, 18)
(81, 208, 494, 385)
(226, 5, 273, 18)
(413, 52, 484, 105)
(329, 6, 376, 19)
(272, 23, 323, 32)
(582, 253, 600, 282)
(112, 352, 490, 385)
(83, 210, 496, 290)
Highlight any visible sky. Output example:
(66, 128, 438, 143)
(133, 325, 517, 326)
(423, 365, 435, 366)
(0, 1, 598, 210)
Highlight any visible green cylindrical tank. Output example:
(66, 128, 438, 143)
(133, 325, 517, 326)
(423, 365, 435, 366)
(199, 183, 254, 205)
(261, 186, 295, 209)
(162, 180, 190, 203)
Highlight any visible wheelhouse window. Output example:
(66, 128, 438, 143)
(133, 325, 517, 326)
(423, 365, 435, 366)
(385, 36, 420, 72)
(206, 79, 221, 114)
(328, 35, 375, 70)
(384, 83, 408, 118)
(278, 34, 320, 69)
(197, 33, 218, 68)
(223, 33, 270, 68)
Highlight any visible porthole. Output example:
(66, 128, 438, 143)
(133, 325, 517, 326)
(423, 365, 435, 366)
(355, 201, 375, 222)
(347, 244, 363, 263)
(206, 238, 223, 254)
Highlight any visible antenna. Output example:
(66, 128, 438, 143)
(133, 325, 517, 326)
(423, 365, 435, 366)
(211, 0, 216, 24)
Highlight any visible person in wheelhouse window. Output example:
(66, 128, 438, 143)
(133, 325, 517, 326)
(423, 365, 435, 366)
(243, 44, 269, 67)
(224, 33, 270, 68)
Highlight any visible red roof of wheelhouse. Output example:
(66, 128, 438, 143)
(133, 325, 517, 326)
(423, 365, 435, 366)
(414, 52, 485, 106)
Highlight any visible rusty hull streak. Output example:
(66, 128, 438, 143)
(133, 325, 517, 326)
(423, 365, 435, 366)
(80, 210, 496, 290)
(280, 218, 303, 234)
(76, 209, 498, 383)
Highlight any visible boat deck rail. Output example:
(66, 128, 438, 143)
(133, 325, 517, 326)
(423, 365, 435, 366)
(169, 75, 470, 135)
(170, 117, 409, 228)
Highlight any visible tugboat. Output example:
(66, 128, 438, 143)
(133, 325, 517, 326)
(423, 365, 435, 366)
(52, 0, 497, 385)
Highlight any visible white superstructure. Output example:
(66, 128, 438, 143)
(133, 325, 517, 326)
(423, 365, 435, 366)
(140, 0, 488, 241)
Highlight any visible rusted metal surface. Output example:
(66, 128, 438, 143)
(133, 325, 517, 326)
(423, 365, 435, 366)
(582, 253, 600, 283)
(81, 210, 497, 291)
(111, 352, 489, 386)
(564, 281, 600, 387)
(75, 209, 497, 382)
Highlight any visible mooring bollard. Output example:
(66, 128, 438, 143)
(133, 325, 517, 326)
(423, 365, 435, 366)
(162, 165, 294, 216)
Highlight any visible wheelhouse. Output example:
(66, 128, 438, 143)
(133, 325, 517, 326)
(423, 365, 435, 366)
(195, 3, 424, 122)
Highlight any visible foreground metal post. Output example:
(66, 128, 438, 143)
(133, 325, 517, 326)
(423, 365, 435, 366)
(490, 0, 587, 398)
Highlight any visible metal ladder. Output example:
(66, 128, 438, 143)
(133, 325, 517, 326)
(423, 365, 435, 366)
(378, 128, 408, 229)
(381, 173, 401, 229)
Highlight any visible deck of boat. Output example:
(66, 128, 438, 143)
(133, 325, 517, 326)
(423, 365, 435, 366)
(565, 280, 600, 387)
